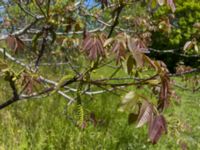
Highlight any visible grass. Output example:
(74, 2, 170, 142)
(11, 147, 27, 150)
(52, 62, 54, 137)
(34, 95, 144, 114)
(0, 76, 199, 149)
(0, 56, 199, 149)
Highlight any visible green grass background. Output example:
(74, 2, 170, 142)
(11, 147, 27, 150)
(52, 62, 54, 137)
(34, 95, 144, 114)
(0, 77, 199, 150)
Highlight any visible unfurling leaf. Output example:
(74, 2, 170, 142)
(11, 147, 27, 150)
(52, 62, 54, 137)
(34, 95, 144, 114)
(104, 33, 127, 63)
(136, 101, 153, 128)
(127, 36, 149, 67)
(148, 115, 167, 144)
(167, 0, 176, 13)
(81, 33, 106, 60)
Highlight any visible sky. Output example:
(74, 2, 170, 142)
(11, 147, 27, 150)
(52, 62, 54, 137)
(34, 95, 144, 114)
(0, 0, 99, 23)
(85, 0, 99, 8)
(0, 6, 4, 23)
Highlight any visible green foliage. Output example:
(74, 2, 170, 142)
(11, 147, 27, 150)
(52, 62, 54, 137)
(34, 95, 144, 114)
(149, 0, 200, 71)
(152, 0, 200, 49)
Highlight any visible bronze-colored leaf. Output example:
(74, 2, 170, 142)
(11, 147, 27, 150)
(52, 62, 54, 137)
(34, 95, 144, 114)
(136, 101, 153, 128)
(127, 37, 148, 67)
(111, 41, 126, 63)
(103, 33, 127, 63)
(6, 35, 16, 50)
(81, 33, 106, 60)
(148, 115, 167, 144)
(158, 73, 170, 111)
(6, 35, 24, 53)
(167, 0, 176, 13)
(21, 72, 41, 95)
(90, 112, 97, 127)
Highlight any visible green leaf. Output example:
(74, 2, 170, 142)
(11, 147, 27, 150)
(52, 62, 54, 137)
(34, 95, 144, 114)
(127, 55, 135, 75)
(118, 91, 139, 112)
(128, 113, 138, 125)
(0, 60, 8, 72)
(146, 79, 160, 85)
(49, 29, 57, 44)
(32, 31, 43, 51)
(53, 74, 74, 92)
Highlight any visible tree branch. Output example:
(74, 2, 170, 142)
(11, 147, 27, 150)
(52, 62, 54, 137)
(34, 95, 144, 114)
(108, 4, 125, 38)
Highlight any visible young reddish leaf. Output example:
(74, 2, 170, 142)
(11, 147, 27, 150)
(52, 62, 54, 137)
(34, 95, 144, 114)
(127, 37, 149, 53)
(167, 0, 176, 13)
(179, 141, 188, 150)
(104, 33, 127, 63)
(21, 72, 41, 95)
(15, 37, 25, 52)
(112, 41, 126, 63)
(6, 35, 16, 51)
(90, 112, 97, 127)
(158, 73, 170, 111)
(6, 35, 24, 53)
(136, 101, 153, 128)
(81, 33, 106, 60)
(127, 36, 150, 68)
(148, 115, 167, 144)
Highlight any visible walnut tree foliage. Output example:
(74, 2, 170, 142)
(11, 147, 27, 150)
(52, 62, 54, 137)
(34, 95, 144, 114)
(0, 0, 199, 144)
